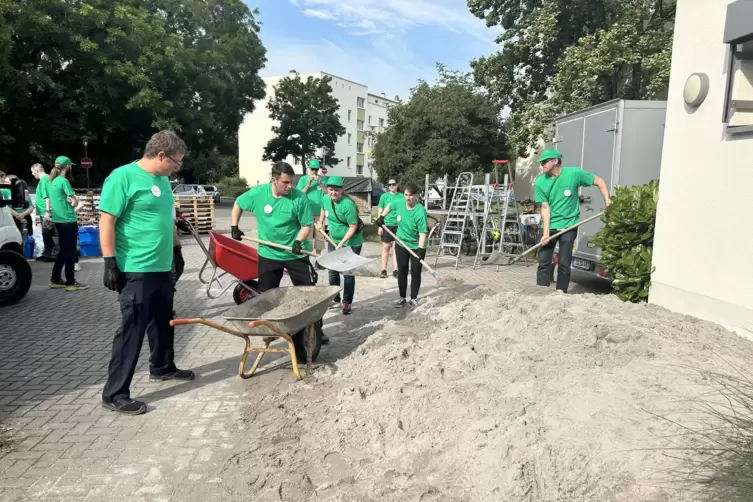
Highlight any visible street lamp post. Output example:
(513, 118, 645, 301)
(82, 136, 90, 190)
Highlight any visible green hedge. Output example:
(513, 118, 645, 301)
(592, 180, 658, 303)
(217, 176, 249, 199)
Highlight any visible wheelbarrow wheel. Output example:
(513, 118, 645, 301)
(232, 280, 259, 305)
(292, 319, 323, 362)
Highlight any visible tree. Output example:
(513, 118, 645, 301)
(372, 65, 508, 186)
(469, 0, 675, 157)
(0, 0, 267, 184)
(263, 74, 345, 175)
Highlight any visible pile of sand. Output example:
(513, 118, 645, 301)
(207, 287, 753, 501)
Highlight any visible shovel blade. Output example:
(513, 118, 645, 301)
(316, 247, 376, 273)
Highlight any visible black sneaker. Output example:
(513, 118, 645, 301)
(342, 302, 352, 315)
(65, 281, 89, 291)
(149, 369, 195, 382)
(49, 280, 66, 289)
(392, 270, 398, 278)
(102, 398, 147, 415)
(394, 298, 406, 308)
(380, 270, 387, 279)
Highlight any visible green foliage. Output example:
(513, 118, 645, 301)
(469, 0, 675, 156)
(263, 74, 345, 175)
(372, 64, 508, 186)
(592, 180, 658, 303)
(0, 0, 267, 185)
(217, 176, 249, 199)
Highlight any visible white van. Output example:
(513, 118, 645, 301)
(0, 202, 32, 306)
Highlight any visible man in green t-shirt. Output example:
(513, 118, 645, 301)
(296, 158, 326, 263)
(30, 163, 56, 258)
(99, 130, 194, 416)
(533, 148, 612, 293)
(376, 178, 403, 279)
(316, 176, 363, 315)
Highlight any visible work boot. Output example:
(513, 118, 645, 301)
(150, 369, 195, 382)
(102, 397, 147, 415)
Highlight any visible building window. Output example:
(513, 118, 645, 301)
(348, 110, 352, 122)
(723, 38, 753, 132)
(347, 133, 351, 145)
(347, 156, 351, 167)
(357, 143, 364, 153)
(295, 158, 300, 165)
(379, 118, 384, 128)
(368, 115, 371, 124)
(356, 164, 364, 175)
(357, 120, 364, 131)
(357, 97, 365, 108)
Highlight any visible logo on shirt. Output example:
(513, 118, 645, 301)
(325, 210, 329, 217)
(151, 186, 161, 197)
(397, 215, 402, 222)
(564, 189, 572, 197)
(264, 204, 273, 214)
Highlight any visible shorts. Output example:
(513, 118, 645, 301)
(381, 226, 399, 244)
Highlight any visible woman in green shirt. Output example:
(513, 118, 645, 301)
(316, 176, 364, 315)
(375, 181, 428, 308)
(45, 156, 86, 291)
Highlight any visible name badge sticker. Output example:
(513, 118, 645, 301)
(264, 204, 273, 214)
(151, 186, 161, 197)
(564, 189, 572, 197)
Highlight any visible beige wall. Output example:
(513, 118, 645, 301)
(649, 0, 753, 336)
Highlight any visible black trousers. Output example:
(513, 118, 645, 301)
(171, 247, 184, 290)
(51, 222, 78, 285)
(102, 272, 176, 402)
(39, 217, 56, 256)
(395, 244, 423, 300)
(14, 214, 33, 238)
(257, 256, 315, 293)
(536, 228, 577, 293)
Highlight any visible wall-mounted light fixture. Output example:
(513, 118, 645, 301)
(683, 73, 710, 107)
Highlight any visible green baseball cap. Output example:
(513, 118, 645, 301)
(538, 149, 562, 163)
(308, 158, 321, 170)
(326, 176, 344, 187)
(54, 156, 74, 167)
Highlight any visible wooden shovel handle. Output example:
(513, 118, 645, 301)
(242, 236, 319, 257)
(380, 225, 438, 276)
(509, 211, 604, 265)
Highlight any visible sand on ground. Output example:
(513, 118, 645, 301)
(169, 283, 753, 502)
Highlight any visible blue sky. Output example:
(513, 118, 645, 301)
(246, 0, 501, 100)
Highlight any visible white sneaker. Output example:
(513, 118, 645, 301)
(408, 299, 419, 308)
(74, 263, 82, 272)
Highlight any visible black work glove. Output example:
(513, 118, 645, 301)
(231, 225, 244, 241)
(415, 248, 427, 261)
(292, 240, 303, 255)
(176, 218, 189, 233)
(103, 257, 125, 293)
(375, 215, 385, 227)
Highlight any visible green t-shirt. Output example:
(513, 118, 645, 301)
(236, 183, 314, 261)
(99, 162, 175, 273)
(0, 188, 10, 201)
(321, 195, 363, 247)
(296, 175, 325, 218)
(533, 166, 595, 229)
(47, 176, 77, 223)
(378, 191, 404, 227)
(395, 200, 428, 250)
(35, 174, 49, 216)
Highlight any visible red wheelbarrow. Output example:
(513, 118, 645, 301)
(196, 231, 260, 304)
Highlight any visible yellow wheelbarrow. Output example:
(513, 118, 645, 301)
(170, 285, 341, 380)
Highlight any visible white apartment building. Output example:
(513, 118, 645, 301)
(649, 0, 753, 336)
(238, 71, 397, 185)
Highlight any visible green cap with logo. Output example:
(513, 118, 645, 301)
(326, 176, 344, 187)
(54, 156, 74, 167)
(308, 158, 321, 170)
(538, 149, 562, 162)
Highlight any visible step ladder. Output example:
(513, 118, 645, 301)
(472, 173, 507, 269)
(434, 172, 476, 269)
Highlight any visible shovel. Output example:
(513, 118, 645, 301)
(488, 212, 605, 266)
(314, 226, 382, 278)
(380, 226, 463, 287)
(242, 236, 376, 274)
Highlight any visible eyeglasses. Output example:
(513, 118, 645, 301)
(163, 153, 182, 168)
(388, 183, 396, 186)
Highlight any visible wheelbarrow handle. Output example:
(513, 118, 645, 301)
(242, 236, 319, 257)
(380, 225, 439, 278)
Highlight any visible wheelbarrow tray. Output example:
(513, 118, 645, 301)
(222, 285, 341, 337)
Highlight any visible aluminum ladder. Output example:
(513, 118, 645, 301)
(472, 175, 508, 269)
(434, 172, 475, 269)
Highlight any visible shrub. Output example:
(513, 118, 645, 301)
(592, 180, 658, 303)
(218, 176, 249, 199)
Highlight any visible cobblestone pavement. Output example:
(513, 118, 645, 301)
(0, 232, 608, 501)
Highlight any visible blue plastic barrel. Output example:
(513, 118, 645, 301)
(78, 225, 101, 256)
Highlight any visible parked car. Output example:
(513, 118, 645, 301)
(172, 183, 199, 196)
(0, 202, 32, 306)
(202, 185, 221, 203)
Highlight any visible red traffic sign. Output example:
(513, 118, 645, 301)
(492, 159, 510, 164)
(80, 157, 93, 169)
(320, 167, 328, 175)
